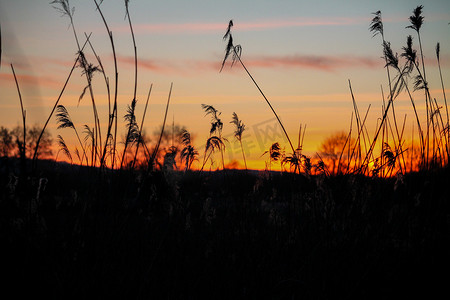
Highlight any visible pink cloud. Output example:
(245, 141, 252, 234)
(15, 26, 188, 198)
(0, 73, 62, 89)
(117, 55, 165, 72)
(115, 53, 386, 75)
(116, 55, 182, 75)
(244, 55, 381, 71)
(236, 18, 363, 31)
(93, 52, 450, 77)
(219, 53, 450, 73)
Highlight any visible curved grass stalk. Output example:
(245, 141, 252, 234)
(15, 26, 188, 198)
(220, 21, 295, 154)
(85, 32, 111, 132)
(370, 11, 406, 173)
(120, 98, 138, 169)
(361, 41, 424, 174)
(32, 35, 91, 168)
(201, 104, 226, 170)
(149, 83, 173, 171)
(56, 105, 88, 165)
(200, 136, 225, 171)
(404, 35, 447, 166)
(348, 104, 371, 174)
(52, 0, 102, 167)
(338, 112, 353, 175)
(11, 64, 27, 173)
(56, 134, 72, 163)
(436, 43, 449, 129)
(125, 0, 138, 109)
(94, 0, 119, 169)
(230, 112, 247, 170)
(131, 84, 153, 169)
(232, 49, 295, 154)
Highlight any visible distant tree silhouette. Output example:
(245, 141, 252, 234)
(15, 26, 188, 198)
(151, 123, 186, 168)
(0, 127, 13, 157)
(6, 125, 53, 159)
(163, 146, 178, 172)
(319, 131, 350, 175)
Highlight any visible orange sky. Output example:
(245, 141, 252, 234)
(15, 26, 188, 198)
(1, 0, 449, 170)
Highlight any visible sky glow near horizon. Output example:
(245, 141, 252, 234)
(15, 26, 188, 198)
(0, 0, 449, 169)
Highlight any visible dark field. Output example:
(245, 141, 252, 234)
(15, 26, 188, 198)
(1, 158, 449, 299)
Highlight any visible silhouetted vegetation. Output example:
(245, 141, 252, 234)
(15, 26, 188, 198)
(1, 2, 449, 299)
(1, 160, 449, 298)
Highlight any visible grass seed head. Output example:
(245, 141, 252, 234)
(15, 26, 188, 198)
(57, 134, 72, 162)
(407, 5, 424, 32)
(436, 42, 440, 60)
(383, 41, 398, 69)
(401, 35, 417, 72)
(55, 105, 75, 130)
(369, 10, 383, 37)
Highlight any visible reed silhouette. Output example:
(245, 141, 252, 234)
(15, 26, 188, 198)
(230, 112, 247, 170)
(201, 104, 226, 170)
(10, 65, 26, 174)
(220, 20, 296, 155)
(180, 129, 198, 172)
(56, 105, 87, 165)
(56, 134, 72, 163)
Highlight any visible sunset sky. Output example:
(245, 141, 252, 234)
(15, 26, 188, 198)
(1, 0, 449, 169)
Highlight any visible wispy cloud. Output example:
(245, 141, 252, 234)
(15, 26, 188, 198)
(211, 53, 449, 73)
(0, 73, 61, 89)
(116, 55, 168, 72)
(242, 55, 381, 72)
(116, 53, 389, 75)
(116, 55, 182, 75)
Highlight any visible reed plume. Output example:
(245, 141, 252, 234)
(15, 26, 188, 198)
(220, 20, 295, 154)
(370, 10, 406, 174)
(121, 98, 139, 169)
(50, 0, 79, 48)
(180, 129, 198, 171)
(263, 142, 282, 171)
(369, 11, 383, 37)
(230, 112, 247, 170)
(56, 134, 72, 163)
(56, 105, 87, 165)
(32, 34, 92, 169)
(406, 5, 435, 166)
(201, 136, 225, 171)
(131, 84, 153, 169)
(51, 0, 103, 167)
(202, 104, 226, 169)
(361, 40, 424, 174)
(402, 33, 447, 166)
(83, 125, 95, 166)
